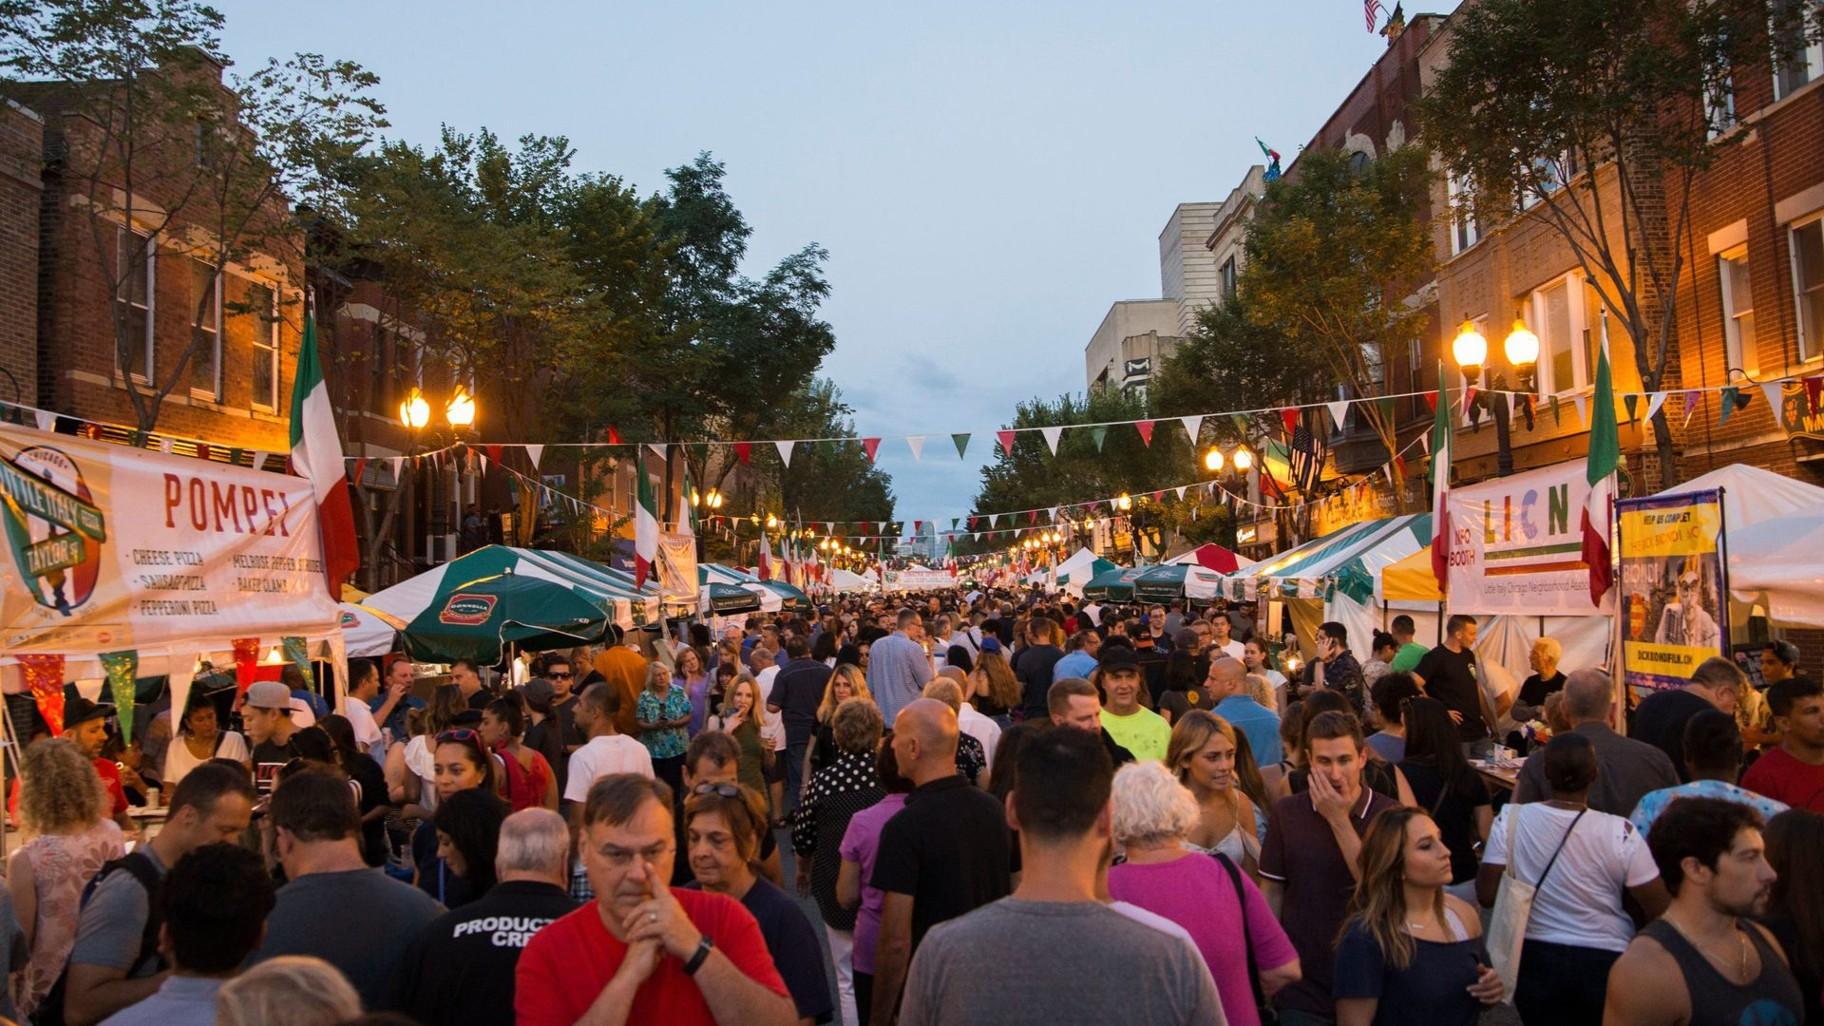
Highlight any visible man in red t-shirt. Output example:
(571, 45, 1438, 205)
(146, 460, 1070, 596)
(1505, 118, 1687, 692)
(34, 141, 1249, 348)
(8, 696, 134, 836)
(515, 773, 795, 1026)
(1742, 678, 1824, 811)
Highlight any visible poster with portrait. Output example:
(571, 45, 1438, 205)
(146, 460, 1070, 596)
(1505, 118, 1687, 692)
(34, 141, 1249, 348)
(1617, 489, 1730, 700)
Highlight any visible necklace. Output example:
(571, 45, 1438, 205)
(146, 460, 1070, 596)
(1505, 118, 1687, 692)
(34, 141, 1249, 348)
(1667, 915, 1750, 982)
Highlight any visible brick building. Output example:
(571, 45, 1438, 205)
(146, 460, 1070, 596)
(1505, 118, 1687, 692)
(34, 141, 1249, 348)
(0, 101, 40, 409)
(10, 52, 302, 458)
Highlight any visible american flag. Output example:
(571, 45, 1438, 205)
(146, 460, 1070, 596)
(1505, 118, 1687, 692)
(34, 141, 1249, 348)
(1289, 414, 1326, 493)
(1365, 0, 1386, 31)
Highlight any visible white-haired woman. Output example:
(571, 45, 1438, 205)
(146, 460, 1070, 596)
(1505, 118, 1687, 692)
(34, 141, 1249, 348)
(1107, 761, 1301, 1026)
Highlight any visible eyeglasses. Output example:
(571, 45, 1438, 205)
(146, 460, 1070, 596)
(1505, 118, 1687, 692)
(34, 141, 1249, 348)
(691, 782, 744, 799)
(436, 729, 481, 745)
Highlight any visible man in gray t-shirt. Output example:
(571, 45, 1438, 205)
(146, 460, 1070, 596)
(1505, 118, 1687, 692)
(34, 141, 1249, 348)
(896, 727, 1224, 1026)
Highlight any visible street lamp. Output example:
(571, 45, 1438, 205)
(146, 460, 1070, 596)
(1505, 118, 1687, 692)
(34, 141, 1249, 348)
(1233, 447, 1253, 472)
(398, 388, 431, 431)
(445, 387, 476, 428)
(1115, 493, 1132, 511)
(1451, 316, 1538, 476)
(1204, 447, 1225, 473)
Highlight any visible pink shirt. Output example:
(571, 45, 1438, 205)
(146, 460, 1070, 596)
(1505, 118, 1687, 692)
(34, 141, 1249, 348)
(837, 792, 908, 974)
(1108, 851, 1297, 1026)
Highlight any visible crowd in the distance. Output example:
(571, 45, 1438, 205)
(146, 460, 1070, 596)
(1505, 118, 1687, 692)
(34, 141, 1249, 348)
(1, 589, 1820, 1026)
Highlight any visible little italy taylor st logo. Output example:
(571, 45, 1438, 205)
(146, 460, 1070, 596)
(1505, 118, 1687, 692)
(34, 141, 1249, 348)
(0, 443, 106, 616)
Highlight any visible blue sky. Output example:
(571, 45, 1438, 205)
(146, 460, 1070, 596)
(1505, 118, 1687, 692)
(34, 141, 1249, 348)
(219, 0, 1449, 529)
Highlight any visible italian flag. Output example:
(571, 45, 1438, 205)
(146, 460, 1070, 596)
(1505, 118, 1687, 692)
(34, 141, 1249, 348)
(289, 312, 359, 593)
(633, 458, 659, 590)
(1429, 360, 1453, 593)
(758, 529, 774, 581)
(1583, 342, 1618, 607)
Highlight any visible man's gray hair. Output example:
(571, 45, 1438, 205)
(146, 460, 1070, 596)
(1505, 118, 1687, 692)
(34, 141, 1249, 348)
(496, 808, 570, 877)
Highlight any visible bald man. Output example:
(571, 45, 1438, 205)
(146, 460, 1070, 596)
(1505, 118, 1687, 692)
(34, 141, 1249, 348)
(1513, 668, 1678, 814)
(869, 700, 1012, 1025)
(1206, 656, 1282, 763)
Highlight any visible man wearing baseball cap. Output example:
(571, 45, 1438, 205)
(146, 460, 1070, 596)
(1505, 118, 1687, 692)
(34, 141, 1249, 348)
(244, 681, 302, 795)
(9, 696, 138, 836)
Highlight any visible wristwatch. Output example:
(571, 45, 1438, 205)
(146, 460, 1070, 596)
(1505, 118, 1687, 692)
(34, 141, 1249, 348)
(683, 935, 715, 976)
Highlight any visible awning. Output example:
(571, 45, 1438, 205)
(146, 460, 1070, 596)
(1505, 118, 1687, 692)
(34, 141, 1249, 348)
(1083, 565, 1146, 601)
(1223, 515, 1430, 603)
(366, 545, 660, 631)
(1167, 543, 1256, 574)
(1381, 546, 1444, 603)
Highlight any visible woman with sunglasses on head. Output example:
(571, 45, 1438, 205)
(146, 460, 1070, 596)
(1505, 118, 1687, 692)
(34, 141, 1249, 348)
(387, 683, 466, 817)
(684, 781, 834, 1025)
(1334, 806, 1503, 1026)
(410, 728, 506, 907)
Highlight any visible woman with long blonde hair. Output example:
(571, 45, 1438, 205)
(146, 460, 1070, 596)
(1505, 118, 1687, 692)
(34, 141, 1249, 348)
(969, 644, 1022, 727)
(1333, 807, 1502, 1026)
(802, 663, 871, 788)
(705, 673, 772, 809)
(1165, 710, 1261, 873)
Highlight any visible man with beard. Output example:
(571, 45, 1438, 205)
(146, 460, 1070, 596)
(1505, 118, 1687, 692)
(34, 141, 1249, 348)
(1603, 798, 1802, 1025)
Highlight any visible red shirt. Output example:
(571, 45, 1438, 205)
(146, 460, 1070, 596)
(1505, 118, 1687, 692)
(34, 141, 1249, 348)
(7, 757, 128, 818)
(1741, 746, 1824, 812)
(514, 888, 788, 1026)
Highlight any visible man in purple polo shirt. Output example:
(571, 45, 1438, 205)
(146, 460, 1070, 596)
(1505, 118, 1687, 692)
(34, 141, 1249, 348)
(1259, 710, 1398, 1026)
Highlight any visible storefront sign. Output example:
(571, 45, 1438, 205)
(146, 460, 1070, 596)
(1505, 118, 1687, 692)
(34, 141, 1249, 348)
(1444, 458, 1612, 615)
(0, 423, 337, 654)
(1617, 489, 1730, 697)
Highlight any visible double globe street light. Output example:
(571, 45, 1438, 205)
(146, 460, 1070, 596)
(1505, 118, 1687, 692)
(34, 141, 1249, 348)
(1450, 318, 1540, 476)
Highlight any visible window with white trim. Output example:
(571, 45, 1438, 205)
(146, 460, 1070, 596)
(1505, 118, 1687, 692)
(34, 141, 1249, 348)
(1528, 272, 1607, 395)
(1793, 215, 1824, 362)
(246, 280, 279, 410)
(189, 259, 221, 400)
(1447, 172, 1480, 255)
(115, 227, 154, 381)
(1219, 255, 1238, 300)
(1772, 0, 1823, 99)
(1717, 246, 1758, 375)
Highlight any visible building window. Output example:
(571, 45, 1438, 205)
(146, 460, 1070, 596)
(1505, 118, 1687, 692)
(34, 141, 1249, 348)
(244, 281, 280, 410)
(1706, 73, 1737, 138)
(1794, 215, 1824, 362)
(189, 260, 221, 401)
(367, 327, 390, 416)
(1219, 256, 1238, 300)
(115, 227, 154, 382)
(1773, 0, 1823, 99)
(1528, 272, 1605, 395)
(1717, 247, 1757, 375)
(1447, 172, 1480, 256)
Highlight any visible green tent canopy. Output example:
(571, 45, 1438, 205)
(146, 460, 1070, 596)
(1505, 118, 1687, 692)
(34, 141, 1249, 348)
(1132, 564, 1191, 604)
(1082, 566, 1146, 602)
(366, 545, 661, 632)
(398, 572, 611, 663)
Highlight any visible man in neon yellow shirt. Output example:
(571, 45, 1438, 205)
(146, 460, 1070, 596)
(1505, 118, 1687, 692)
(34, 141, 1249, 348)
(1093, 647, 1171, 763)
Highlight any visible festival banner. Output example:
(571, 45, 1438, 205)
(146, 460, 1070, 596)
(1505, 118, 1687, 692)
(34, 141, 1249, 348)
(1444, 458, 1614, 615)
(656, 532, 699, 607)
(881, 569, 955, 592)
(1617, 489, 1729, 697)
(0, 422, 339, 657)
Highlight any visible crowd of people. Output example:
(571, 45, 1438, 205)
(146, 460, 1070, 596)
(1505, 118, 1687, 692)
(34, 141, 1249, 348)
(1, 589, 1821, 1026)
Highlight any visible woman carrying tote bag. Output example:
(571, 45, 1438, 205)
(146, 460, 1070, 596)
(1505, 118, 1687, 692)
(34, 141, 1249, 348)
(1476, 734, 1668, 1026)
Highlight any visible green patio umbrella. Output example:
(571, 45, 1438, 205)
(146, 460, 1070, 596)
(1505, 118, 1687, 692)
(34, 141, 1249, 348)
(1082, 566, 1144, 602)
(758, 579, 813, 611)
(399, 571, 611, 664)
(1132, 564, 1190, 604)
(703, 582, 762, 614)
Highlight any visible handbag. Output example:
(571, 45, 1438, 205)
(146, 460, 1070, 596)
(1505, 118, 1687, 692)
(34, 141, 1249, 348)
(1485, 806, 1585, 1003)
(1212, 851, 1279, 1026)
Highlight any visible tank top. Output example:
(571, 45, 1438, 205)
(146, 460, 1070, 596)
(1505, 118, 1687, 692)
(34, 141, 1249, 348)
(1640, 919, 1804, 1026)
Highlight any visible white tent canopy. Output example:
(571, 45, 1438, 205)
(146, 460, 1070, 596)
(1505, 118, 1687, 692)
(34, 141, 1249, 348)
(827, 568, 874, 593)
(1654, 464, 1824, 628)
(339, 603, 401, 658)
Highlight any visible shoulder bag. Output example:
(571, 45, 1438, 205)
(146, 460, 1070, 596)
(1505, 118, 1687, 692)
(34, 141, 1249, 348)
(1485, 805, 1585, 1002)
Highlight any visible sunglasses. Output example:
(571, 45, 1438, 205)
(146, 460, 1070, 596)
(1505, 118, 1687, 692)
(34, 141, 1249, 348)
(692, 782, 745, 799)
(437, 729, 482, 745)
(548, 670, 574, 679)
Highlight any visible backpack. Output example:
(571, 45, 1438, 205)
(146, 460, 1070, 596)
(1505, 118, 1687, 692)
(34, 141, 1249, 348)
(35, 851, 165, 1026)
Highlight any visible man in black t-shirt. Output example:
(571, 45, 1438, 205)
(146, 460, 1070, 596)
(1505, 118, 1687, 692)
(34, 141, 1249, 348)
(1413, 615, 1498, 746)
(870, 699, 1011, 1024)
(1631, 656, 1741, 783)
(1517, 635, 1569, 709)
(767, 636, 831, 807)
(399, 808, 577, 1026)
(243, 681, 303, 794)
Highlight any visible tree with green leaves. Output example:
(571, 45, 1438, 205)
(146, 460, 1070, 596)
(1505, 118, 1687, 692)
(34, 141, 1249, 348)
(1419, 0, 1800, 485)
(1224, 145, 1433, 484)
(0, 0, 384, 431)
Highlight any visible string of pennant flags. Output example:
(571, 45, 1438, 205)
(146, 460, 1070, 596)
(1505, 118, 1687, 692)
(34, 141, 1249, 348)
(1, 373, 1816, 533)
